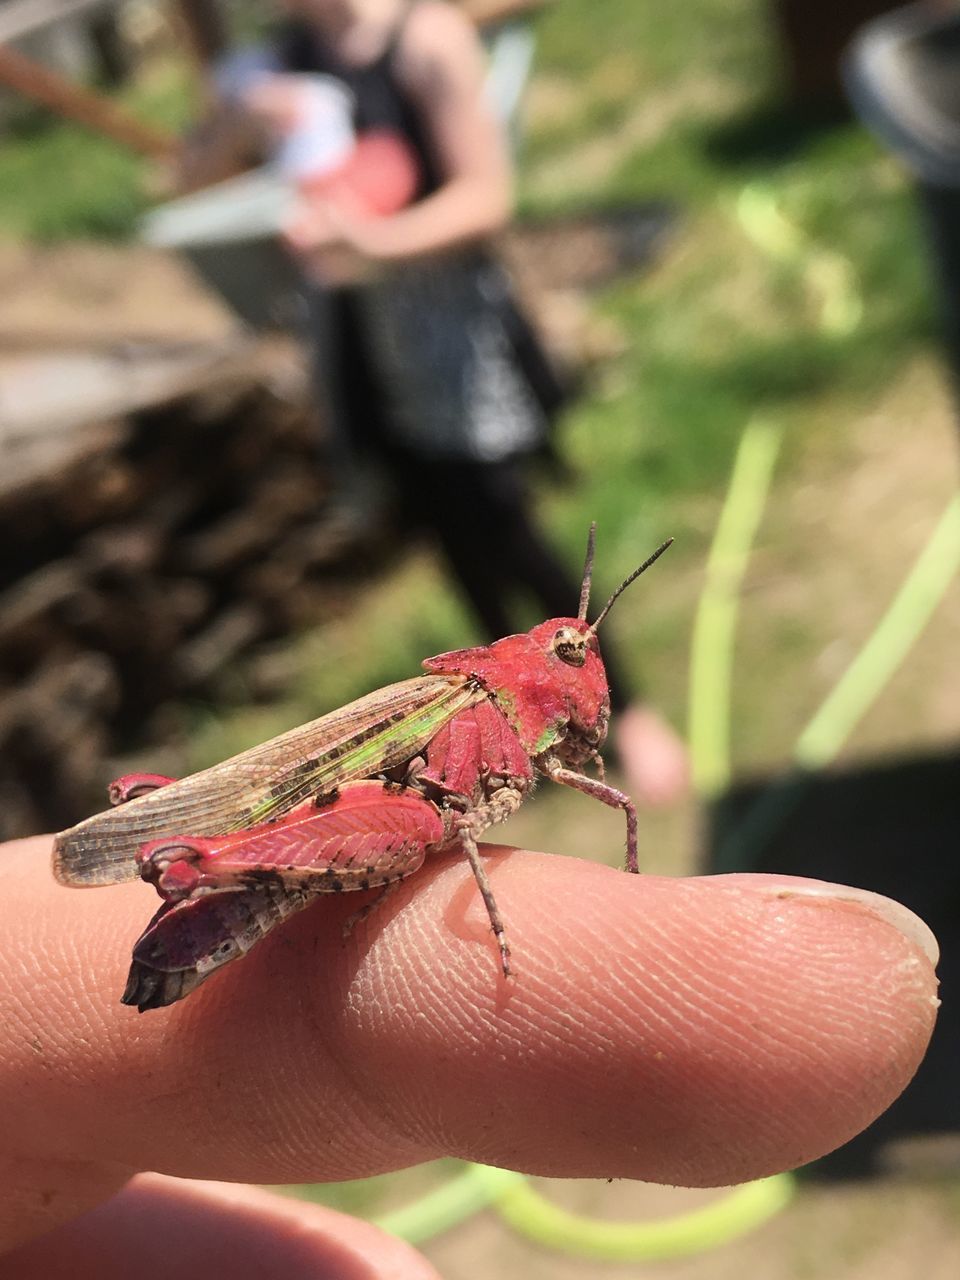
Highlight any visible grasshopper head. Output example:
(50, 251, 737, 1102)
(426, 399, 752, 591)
(423, 529, 672, 759)
(525, 615, 610, 743)
(528, 527, 675, 751)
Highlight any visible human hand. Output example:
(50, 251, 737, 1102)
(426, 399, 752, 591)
(283, 198, 388, 285)
(0, 835, 938, 1273)
(614, 702, 691, 808)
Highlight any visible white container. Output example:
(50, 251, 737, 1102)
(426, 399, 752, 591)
(141, 168, 304, 329)
(214, 47, 356, 180)
(270, 74, 356, 181)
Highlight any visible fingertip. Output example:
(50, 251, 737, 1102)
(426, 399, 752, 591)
(731, 873, 940, 966)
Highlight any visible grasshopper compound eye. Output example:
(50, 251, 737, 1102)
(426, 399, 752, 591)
(552, 626, 587, 666)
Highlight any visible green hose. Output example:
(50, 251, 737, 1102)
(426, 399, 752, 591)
(373, 1164, 524, 1245)
(735, 184, 863, 336)
(715, 493, 960, 871)
(688, 417, 784, 796)
(372, 1162, 794, 1260)
(795, 495, 960, 768)
(493, 1172, 794, 1261)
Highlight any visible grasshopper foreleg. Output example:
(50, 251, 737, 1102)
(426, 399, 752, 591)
(539, 757, 639, 874)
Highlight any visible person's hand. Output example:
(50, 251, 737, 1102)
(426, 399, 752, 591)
(284, 198, 390, 285)
(0, 834, 938, 1275)
(614, 702, 691, 807)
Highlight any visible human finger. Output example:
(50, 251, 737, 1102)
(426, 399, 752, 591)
(0, 1173, 439, 1280)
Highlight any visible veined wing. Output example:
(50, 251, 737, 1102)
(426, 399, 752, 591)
(54, 674, 481, 886)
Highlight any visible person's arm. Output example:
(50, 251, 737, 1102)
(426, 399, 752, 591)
(386, 0, 514, 252)
(462, 0, 552, 25)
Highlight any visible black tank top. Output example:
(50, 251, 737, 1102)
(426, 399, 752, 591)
(275, 10, 442, 200)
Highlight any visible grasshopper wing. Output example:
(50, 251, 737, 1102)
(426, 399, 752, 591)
(54, 673, 480, 887)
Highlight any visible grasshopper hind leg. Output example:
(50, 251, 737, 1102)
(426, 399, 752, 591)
(342, 879, 403, 939)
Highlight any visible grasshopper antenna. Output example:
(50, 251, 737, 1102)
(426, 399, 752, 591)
(577, 522, 597, 621)
(588, 538, 673, 635)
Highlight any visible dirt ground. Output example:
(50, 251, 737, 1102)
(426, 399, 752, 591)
(3, 239, 959, 1278)
(0, 240, 237, 351)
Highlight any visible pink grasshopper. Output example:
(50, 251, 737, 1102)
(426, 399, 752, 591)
(53, 528, 671, 1010)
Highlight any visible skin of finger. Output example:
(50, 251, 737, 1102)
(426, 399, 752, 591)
(0, 1173, 440, 1280)
(0, 838, 936, 1204)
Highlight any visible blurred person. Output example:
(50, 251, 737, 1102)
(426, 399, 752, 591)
(0, 831, 941, 1272)
(179, 0, 688, 806)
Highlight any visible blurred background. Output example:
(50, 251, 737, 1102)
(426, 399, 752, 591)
(1, 0, 959, 1275)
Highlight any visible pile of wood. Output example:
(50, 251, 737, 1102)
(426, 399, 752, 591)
(0, 341, 367, 838)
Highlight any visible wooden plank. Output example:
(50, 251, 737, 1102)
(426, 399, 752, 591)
(0, 339, 254, 497)
(0, 42, 175, 156)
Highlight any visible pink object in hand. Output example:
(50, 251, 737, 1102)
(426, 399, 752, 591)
(301, 130, 421, 217)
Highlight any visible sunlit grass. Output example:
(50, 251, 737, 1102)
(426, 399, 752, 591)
(0, 57, 194, 240)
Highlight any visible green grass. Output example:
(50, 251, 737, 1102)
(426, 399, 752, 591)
(0, 59, 194, 240)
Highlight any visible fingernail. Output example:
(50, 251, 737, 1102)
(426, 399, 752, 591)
(760, 880, 939, 966)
